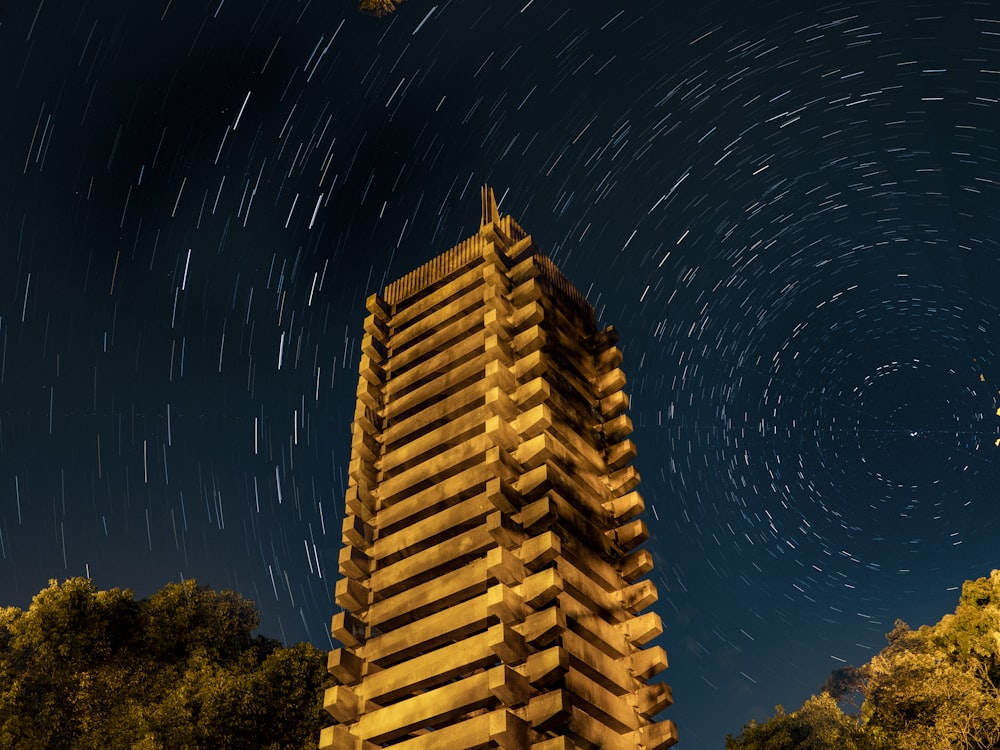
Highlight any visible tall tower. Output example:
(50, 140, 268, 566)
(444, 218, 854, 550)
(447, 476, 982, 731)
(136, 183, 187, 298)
(321, 188, 677, 750)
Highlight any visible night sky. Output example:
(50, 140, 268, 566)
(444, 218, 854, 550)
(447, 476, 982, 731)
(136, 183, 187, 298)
(2, 0, 999, 745)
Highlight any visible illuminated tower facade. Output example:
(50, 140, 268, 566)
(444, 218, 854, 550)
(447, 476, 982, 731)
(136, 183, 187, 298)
(321, 188, 677, 750)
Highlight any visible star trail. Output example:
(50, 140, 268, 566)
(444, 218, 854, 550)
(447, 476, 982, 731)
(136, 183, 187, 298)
(2, 1, 999, 745)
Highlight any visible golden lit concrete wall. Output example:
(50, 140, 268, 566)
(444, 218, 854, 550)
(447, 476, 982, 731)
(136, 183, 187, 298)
(320, 189, 677, 750)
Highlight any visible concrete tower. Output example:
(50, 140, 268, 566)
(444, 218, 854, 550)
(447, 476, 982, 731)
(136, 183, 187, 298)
(321, 187, 677, 750)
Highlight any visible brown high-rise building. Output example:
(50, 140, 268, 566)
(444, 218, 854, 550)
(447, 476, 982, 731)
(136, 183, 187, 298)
(321, 188, 676, 750)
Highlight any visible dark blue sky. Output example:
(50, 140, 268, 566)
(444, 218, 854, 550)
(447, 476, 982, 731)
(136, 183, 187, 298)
(2, 1, 999, 745)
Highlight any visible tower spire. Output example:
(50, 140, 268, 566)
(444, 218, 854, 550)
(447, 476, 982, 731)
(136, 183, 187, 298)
(479, 184, 500, 231)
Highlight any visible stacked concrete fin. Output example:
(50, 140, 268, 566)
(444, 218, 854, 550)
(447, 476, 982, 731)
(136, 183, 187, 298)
(321, 187, 677, 750)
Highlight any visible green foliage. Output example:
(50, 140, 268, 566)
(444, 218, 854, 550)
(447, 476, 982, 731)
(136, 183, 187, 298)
(863, 570, 1000, 750)
(725, 694, 872, 750)
(727, 570, 1000, 750)
(0, 578, 333, 749)
(820, 665, 866, 709)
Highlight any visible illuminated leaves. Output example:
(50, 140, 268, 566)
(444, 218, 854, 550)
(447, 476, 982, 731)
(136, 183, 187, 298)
(0, 578, 333, 749)
(725, 693, 871, 750)
(728, 571, 1000, 750)
(358, 0, 406, 17)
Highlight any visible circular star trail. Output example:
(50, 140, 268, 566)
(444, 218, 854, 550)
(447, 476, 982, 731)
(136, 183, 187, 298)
(1, 1, 999, 746)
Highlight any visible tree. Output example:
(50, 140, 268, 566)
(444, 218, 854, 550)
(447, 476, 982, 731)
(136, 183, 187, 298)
(139, 578, 259, 662)
(821, 665, 867, 710)
(728, 571, 1000, 750)
(358, 0, 406, 17)
(862, 571, 1000, 750)
(0, 578, 142, 748)
(0, 578, 333, 749)
(725, 693, 875, 750)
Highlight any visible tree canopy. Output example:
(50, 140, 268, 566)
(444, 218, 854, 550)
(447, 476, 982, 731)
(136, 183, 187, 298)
(722, 693, 872, 750)
(727, 570, 1000, 750)
(0, 577, 333, 749)
(358, 0, 406, 17)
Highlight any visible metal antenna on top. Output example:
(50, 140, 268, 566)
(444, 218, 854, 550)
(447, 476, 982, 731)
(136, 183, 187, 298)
(480, 184, 500, 231)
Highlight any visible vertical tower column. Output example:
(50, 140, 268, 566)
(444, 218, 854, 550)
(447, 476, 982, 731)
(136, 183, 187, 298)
(321, 188, 677, 750)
